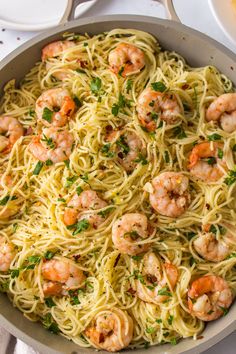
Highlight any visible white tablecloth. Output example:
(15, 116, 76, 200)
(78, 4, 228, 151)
(0, 0, 235, 353)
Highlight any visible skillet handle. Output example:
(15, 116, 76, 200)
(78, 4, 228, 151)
(59, 0, 90, 24)
(156, 0, 181, 22)
(59, 0, 181, 24)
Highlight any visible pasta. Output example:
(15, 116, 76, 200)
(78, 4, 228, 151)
(0, 28, 236, 352)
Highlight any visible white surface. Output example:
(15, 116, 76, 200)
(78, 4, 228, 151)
(0, 0, 235, 353)
(209, 0, 236, 46)
(0, 0, 96, 31)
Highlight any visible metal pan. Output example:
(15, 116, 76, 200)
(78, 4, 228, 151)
(0, 1, 236, 353)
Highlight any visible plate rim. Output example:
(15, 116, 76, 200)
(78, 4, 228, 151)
(208, 0, 236, 46)
(0, 0, 96, 31)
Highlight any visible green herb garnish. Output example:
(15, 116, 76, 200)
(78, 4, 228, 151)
(76, 186, 83, 196)
(126, 79, 133, 93)
(173, 126, 187, 139)
(224, 167, 236, 186)
(208, 133, 222, 141)
(90, 77, 102, 94)
(134, 153, 148, 165)
(97, 207, 114, 218)
(45, 297, 56, 308)
(151, 81, 167, 92)
(33, 161, 44, 175)
(157, 287, 172, 297)
(0, 195, 17, 206)
(65, 176, 78, 188)
(42, 107, 53, 123)
(67, 219, 90, 235)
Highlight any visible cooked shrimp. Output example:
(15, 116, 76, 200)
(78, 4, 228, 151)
(206, 93, 236, 133)
(64, 190, 107, 228)
(85, 308, 133, 352)
(106, 129, 146, 172)
(136, 252, 178, 304)
(188, 142, 227, 182)
(108, 42, 145, 77)
(42, 40, 76, 61)
(29, 127, 74, 164)
(188, 275, 233, 321)
(36, 88, 75, 127)
(0, 238, 16, 271)
(148, 172, 190, 218)
(0, 116, 23, 152)
(112, 213, 151, 256)
(42, 281, 63, 297)
(194, 223, 236, 262)
(42, 258, 85, 296)
(137, 87, 181, 131)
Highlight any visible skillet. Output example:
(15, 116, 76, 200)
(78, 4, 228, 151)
(0, 2, 236, 353)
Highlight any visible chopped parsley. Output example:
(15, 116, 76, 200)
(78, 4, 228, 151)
(76, 186, 83, 196)
(173, 126, 187, 139)
(44, 250, 57, 260)
(12, 223, 18, 233)
(227, 252, 236, 259)
(116, 135, 130, 154)
(157, 287, 172, 297)
(112, 94, 126, 116)
(151, 81, 167, 92)
(131, 255, 143, 261)
(118, 66, 124, 76)
(28, 108, 35, 117)
(185, 231, 197, 240)
(73, 96, 82, 108)
(45, 159, 53, 166)
(80, 173, 89, 183)
(42, 313, 59, 334)
(101, 143, 114, 158)
(0, 195, 17, 206)
(146, 327, 155, 334)
(90, 77, 102, 94)
(98, 207, 114, 218)
(126, 79, 133, 93)
(57, 198, 66, 203)
(134, 153, 148, 165)
(209, 224, 226, 235)
(64, 160, 70, 168)
(41, 134, 55, 149)
(224, 167, 236, 186)
(170, 338, 178, 345)
(10, 269, 20, 279)
(67, 219, 90, 235)
(33, 161, 44, 175)
(208, 133, 222, 141)
(70, 294, 80, 305)
(42, 107, 53, 123)
(219, 306, 229, 316)
(167, 315, 174, 325)
(206, 157, 216, 165)
(217, 148, 223, 159)
(124, 230, 140, 240)
(65, 176, 78, 188)
(45, 297, 56, 308)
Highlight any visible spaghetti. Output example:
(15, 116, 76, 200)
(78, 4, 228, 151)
(0, 28, 235, 351)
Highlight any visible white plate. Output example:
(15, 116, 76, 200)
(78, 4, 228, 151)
(0, 0, 96, 31)
(208, 0, 236, 46)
